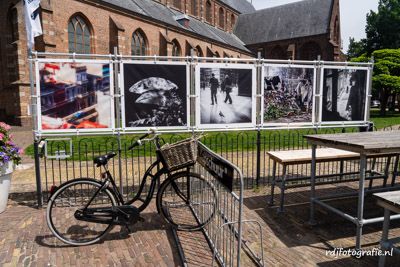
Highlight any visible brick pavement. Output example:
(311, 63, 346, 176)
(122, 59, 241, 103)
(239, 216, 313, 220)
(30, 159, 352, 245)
(0, 199, 184, 267)
(2, 182, 400, 266)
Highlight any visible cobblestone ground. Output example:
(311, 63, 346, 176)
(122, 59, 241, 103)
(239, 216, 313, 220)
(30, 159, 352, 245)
(2, 184, 400, 267)
(3, 127, 400, 266)
(0, 199, 184, 267)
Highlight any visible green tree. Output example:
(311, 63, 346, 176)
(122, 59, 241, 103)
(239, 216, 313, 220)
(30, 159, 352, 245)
(347, 37, 366, 60)
(353, 49, 400, 115)
(365, 0, 400, 54)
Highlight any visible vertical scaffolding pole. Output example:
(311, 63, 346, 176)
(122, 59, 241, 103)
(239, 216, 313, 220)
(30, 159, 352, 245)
(28, 48, 43, 208)
(256, 52, 262, 186)
(114, 47, 124, 194)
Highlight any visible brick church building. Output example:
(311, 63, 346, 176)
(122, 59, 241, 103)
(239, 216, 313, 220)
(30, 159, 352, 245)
(0, 0, 342, 126)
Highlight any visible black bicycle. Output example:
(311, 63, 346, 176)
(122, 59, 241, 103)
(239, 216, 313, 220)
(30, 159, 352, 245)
(46, 132, 217, 246)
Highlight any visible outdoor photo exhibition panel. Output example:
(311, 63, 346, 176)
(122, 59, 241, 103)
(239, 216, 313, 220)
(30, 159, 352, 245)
(195, 63, 257, 129)
(35, 59, 115, 134)
(320, 66, 370, 125)
(31, 53, 373, 137)
(262, 64, 317, 127)
(121, 61, 190, 132)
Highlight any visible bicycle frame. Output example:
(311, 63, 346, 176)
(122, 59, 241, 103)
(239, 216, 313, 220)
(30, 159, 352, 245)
(83, 143, 170, 216)
(81, 134, 194, 219)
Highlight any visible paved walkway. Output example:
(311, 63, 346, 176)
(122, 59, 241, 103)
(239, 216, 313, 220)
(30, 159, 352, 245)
(0, 200, 183, 267)
(2, 183, 400, 266)
(3, 128, 400, 266)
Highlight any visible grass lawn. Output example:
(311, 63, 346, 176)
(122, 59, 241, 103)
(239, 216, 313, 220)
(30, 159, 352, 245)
(25, 108, 400, 159)
(370, 108, 400, 129)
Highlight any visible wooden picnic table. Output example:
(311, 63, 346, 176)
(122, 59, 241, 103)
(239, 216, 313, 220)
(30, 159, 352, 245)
(374, 191, 400, 267)
(305, 131, 400, 250)
(305, 131, 400, 154)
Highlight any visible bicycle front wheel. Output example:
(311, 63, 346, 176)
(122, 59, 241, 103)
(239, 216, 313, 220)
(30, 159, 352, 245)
(156, 172, 218, 231)
(46, 179, 117, 246)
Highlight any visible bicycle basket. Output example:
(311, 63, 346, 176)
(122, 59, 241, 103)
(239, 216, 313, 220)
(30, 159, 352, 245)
(159, 138, 198, 171)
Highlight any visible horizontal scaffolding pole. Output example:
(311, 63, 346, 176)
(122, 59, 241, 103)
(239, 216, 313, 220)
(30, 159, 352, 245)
(30, 51, 373, 67)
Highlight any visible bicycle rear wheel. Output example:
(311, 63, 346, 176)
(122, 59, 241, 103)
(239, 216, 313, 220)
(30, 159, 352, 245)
(46, 179, 117, 246)
(156, 172, 217, 231)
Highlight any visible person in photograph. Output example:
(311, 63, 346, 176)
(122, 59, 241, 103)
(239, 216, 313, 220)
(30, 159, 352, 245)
(347, 74, 362, 120)
(304, 79, 313, 112)
(223, 74, 233, 104)
(209, 73, 219, 105)
(295, 78, 313, 112)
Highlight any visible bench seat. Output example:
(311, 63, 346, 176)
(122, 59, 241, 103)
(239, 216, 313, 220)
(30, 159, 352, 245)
(267, 148, 359, 164)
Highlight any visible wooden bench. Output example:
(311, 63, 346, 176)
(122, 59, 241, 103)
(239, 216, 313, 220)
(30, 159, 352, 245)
(267, 148, 399, 212)
(375, 191, 400, 267)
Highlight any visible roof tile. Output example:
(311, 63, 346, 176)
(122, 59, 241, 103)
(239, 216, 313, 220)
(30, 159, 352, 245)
(101, 0, 251, 53)
(234, 0, 333, 45)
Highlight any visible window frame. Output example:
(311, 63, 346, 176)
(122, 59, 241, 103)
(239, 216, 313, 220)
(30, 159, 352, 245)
(218, 7, 225, 29)
(131, 29, 148, 56)
(191, 0, 198, 16)
(205, 0, 212, 23)
(172, 40, 181, 57)
(68, 15, 93, 54)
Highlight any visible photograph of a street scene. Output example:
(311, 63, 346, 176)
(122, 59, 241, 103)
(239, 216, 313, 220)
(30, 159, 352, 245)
(199, 66, 254, 125)
(39, 62, 112, 130)
(263, 66, 314, 124)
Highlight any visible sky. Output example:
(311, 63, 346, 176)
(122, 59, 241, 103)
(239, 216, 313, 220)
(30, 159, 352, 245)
(250, 0, 379, 52)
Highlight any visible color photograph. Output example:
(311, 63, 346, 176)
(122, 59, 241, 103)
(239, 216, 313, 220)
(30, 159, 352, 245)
(39, 62, 113, 130)
(123, 63, 188, 128)
(263, 66, 315, 124)
(197, 65, 254, 127)
(322, 68, 368, 122)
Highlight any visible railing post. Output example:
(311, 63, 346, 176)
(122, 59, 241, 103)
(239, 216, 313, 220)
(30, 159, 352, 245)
(33, 140, 43, 208)
(359, 122, 374, 132)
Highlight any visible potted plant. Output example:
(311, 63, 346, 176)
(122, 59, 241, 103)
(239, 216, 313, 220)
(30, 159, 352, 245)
(0, 122, 22, 213)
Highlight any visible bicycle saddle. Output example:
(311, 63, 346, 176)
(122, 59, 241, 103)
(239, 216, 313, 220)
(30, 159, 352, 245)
(94, 152, 117, 167)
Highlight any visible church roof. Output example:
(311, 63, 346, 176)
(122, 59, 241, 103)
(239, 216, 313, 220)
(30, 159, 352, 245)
(101, 0, 251, 53)
(234, 0, 334, 45)
(220, 0, 256, 14)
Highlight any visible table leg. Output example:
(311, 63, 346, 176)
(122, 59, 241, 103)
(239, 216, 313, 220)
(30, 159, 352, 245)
(269, 161, 277, 206)
(278, 164, 287, 213)
(309, 144, 317, 225)
(383, 156, 392, 187)
(339, 159, 344, 182)
(355, 153, 367, 250)
(391, 155, 399, 187)
(368, 157, 377, 189)
(379, 208, 391, 267)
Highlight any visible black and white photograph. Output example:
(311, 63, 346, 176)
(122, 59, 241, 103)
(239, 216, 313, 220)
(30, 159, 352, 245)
(263, 66, 315, 124)
(322, 68, 368, 122)
(197, 65, 255, 127)
(123, 63, 188, 128)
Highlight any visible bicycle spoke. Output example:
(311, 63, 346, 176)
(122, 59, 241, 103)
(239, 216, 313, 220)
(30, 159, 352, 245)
(47, 180, 116, 246)
(157, 172, 217, 231)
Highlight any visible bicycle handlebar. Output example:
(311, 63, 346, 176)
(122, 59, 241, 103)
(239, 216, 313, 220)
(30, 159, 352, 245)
(127, 129, 158, 150)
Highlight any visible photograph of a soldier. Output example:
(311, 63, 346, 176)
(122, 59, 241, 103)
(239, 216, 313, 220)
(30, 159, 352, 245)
(199, 67, 253, 125)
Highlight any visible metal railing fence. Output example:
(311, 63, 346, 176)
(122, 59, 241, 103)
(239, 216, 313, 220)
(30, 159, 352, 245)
(35, 125, 400, 206)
